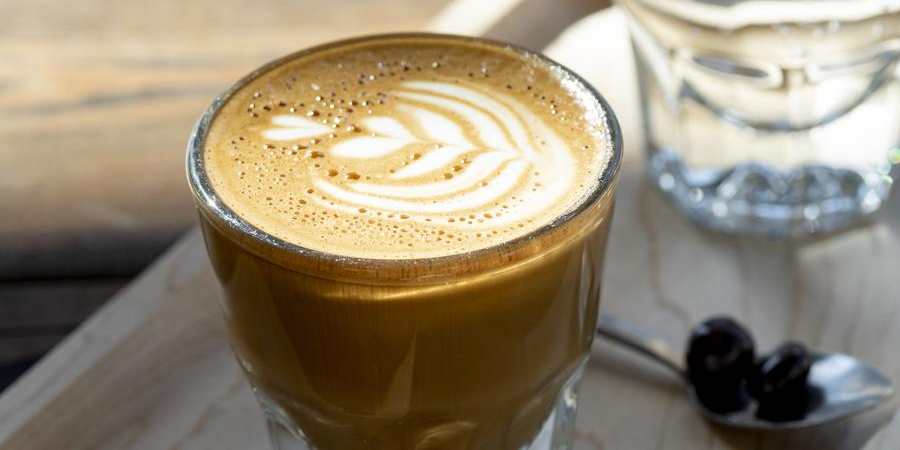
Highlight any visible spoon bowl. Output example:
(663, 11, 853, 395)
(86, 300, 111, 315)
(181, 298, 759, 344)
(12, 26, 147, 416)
(689, 353, 894, 429)
(597, 314, 895, 430)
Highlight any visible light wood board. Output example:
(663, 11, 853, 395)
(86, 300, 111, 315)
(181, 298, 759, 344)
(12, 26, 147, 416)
(0, 0, 450, 281)
(3, 5, 900, 450)
(0, 0, 451, 390)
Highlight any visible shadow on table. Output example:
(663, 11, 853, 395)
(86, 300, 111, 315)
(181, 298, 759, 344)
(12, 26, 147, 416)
(713, 404, 895, 450)
(0, 355, 43, 392)
(593, 330, 896, 450)
(592, 169, 900, 449)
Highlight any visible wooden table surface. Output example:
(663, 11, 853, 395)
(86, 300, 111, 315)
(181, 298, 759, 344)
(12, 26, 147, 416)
(3, 1, 899, 449)
(0, 0, 609, 384)
(0, 0, 460, 280)
(0, 0, 454, 383)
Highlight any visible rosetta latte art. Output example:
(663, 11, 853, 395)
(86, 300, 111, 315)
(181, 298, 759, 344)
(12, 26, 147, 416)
(203, 37, 611, 258)
(260, 81, 575, 229)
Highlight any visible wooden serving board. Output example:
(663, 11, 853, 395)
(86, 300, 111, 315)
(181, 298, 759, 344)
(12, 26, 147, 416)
(3, 3, 900, 449)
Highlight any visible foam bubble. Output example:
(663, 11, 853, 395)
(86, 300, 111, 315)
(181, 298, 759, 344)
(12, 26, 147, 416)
(203, 36, 611, 259)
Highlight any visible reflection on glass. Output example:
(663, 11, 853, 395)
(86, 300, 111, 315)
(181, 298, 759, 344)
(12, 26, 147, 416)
(620, 0, 900, 236)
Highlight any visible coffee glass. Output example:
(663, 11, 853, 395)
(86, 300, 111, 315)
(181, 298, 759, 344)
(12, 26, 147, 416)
(187, 34, 622, 450)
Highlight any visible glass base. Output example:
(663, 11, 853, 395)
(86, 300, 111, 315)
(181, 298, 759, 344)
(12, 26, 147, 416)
(267, 418, 309, 450)
(258, 392, 311, 450)
(647, 146, 895, 238)
(258, 360, 586, 450)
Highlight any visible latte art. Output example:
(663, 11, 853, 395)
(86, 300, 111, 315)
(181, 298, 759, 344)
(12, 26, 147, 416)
(203, 36, 611, 259)
(260, 81, 574, 229)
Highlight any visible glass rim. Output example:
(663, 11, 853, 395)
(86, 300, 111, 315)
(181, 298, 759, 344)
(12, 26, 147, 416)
(186, 32, 623, 279)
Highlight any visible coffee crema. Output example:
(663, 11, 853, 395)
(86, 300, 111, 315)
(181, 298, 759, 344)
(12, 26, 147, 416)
(203, 35, 612, 259)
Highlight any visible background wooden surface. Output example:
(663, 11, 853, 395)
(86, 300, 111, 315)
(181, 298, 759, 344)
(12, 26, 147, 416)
(0, 0, 453, 384)
(0, 0, 456, 280)
(0, 0, 612, 391)
(3, 1, 899, 450)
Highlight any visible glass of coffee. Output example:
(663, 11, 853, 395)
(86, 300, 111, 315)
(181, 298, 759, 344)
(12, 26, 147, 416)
(187, 34, 622, 450)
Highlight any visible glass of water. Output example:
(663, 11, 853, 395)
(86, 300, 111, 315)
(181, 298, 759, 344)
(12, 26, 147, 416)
(620, 0, 900, 237)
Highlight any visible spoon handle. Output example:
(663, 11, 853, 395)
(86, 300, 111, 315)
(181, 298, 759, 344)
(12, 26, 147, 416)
(596, 314, 687, 378)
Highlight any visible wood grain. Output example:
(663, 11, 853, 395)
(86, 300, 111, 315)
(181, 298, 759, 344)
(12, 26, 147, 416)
(546, 10, 900, 450)
(0, 0, 451, 382)
(3, 4, 900, 450)
(0, 279, 122, 376)
(0, 228, 253, 450)
(0, 0, 560, 448)
(0, 0, 450, 280)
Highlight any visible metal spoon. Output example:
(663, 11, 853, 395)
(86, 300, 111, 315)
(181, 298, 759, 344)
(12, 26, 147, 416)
(596, 314, 895, 429)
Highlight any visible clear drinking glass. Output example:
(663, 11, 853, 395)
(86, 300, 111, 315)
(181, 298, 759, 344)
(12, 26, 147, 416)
(620, 0, 900, 237)
(186, 34, 622, 450)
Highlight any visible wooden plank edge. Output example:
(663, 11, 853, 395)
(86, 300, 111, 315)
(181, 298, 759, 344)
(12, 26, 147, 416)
(0, 228, 207, 441)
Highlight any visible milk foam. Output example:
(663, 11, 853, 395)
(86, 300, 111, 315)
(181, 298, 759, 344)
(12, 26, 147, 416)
(203, 36, 611, 259)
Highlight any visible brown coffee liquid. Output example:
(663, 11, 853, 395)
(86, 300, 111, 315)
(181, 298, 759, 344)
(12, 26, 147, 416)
(195, 34, 617, 450)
